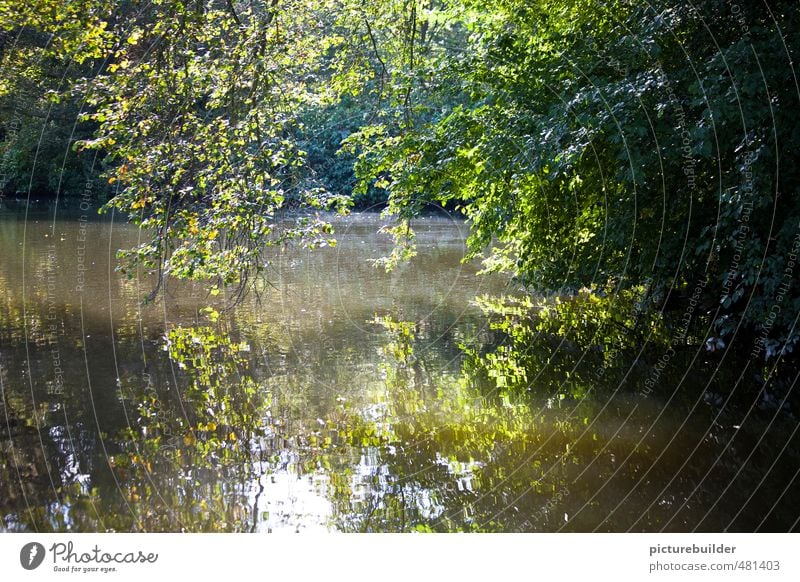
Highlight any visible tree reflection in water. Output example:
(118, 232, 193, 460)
(2, 288, 799, 532)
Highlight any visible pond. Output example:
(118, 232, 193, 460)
(1, 203, 798, 532)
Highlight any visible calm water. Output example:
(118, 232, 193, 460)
(1, 202, 798, 532)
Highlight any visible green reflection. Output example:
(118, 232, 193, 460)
(277, 314, 644, 532)
(106, 326, 272, 532)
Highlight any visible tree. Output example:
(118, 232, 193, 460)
(349, 0, 800, 360)
(0, 0, 112, 197)
(79, 0, 355, 300)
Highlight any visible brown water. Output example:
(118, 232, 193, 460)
(1, 202, 798, 532)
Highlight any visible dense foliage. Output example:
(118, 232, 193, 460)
(2, 0, 799, 361)
(350, 0, 800, 360)
(0, 0, 112, 197)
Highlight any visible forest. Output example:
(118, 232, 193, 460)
(1, 0, 799, 533)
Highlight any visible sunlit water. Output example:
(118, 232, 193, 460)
(1, 201, 798, 532)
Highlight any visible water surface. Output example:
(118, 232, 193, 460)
(1, 203, 798, 532)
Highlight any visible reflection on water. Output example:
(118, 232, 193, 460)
(1, 205, 798, 532)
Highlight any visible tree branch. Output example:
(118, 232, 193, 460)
(226, 0, 243, 27)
